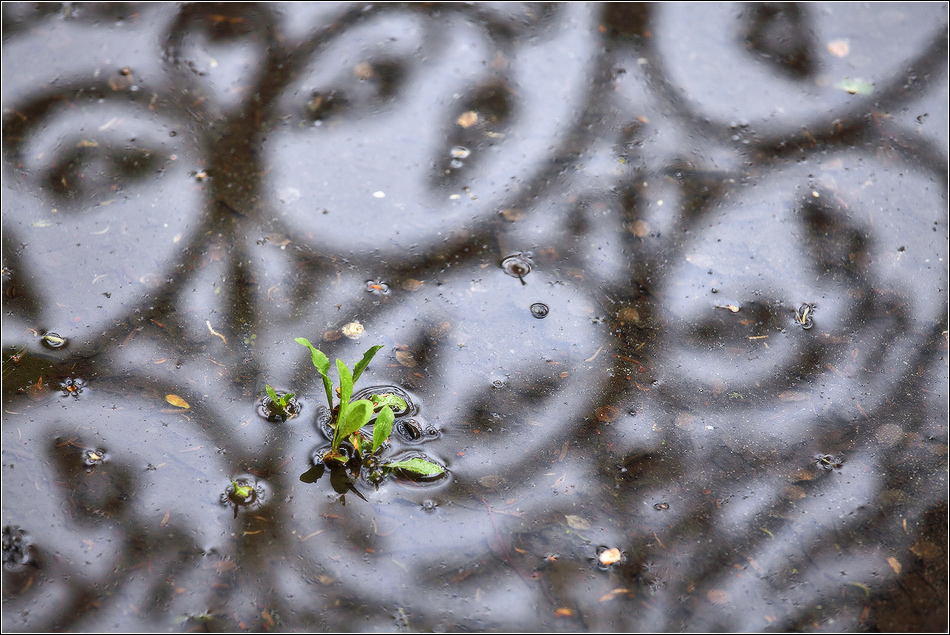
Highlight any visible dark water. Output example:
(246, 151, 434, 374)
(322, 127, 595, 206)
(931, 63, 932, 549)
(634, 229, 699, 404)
(2, 3, 947, 632)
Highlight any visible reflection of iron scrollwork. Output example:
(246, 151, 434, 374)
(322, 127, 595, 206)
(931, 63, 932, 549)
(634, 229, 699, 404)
(2, 3, 946, 632)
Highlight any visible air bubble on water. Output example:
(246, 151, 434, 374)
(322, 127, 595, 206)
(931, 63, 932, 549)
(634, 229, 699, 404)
(530, 303, 549, 319)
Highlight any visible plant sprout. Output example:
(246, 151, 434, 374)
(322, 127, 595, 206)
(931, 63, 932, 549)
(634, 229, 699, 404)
(264, 384, 297, 421)
(295, 338, 443, 478)
(230, 480, 254, 501)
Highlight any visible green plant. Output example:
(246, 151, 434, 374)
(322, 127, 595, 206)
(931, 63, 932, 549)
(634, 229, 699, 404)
(264, 384, 297, 421)
(295, 338, 444, 478)
(230, 480, 254, 501)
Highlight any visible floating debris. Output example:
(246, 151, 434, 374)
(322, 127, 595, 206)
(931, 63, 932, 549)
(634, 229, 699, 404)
(795, 303, 814, 329)
(165, 394, 190, 409)
(342, 321, 365, 339)
(598, 547, 623, 566)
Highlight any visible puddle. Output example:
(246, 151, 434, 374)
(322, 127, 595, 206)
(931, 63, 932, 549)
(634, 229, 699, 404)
(2, 4, 947, 632)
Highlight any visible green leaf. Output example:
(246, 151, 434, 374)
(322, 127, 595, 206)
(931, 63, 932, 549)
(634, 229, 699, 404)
(231, 481, 254, 500)
(352, 344, 384, 384)
(336, 358, 354, 409)
(295, 337, 329, 373)
(296, 338, 334, 410)
(265, 384, 280, 405)
(371, 393, 408, 412)
(333, 399, 373, 451)
(384, 458, 445, 476)
(834, 77, 873, 95)
(371, 406, 394, 454)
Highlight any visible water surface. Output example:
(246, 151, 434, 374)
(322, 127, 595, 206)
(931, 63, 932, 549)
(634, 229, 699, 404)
(2, 3, 947, 632)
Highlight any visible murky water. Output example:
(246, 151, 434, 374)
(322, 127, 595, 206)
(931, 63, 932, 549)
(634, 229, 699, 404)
(2, 3, 947, 632)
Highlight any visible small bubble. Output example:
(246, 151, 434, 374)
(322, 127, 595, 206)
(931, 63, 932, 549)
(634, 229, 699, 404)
(449, 146, 470, 159)
(530, 303, 549, 319)
(395, 419, 423, 441)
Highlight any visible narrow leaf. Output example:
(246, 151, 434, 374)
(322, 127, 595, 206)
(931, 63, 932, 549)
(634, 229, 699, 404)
(352, 344, 384, 384)
(296, 338, 334, 410)
(337, 359, 354, 409)
(295, 338, 330, 374)
(265, 384, 280, 405)
(333, 399, 373, 450)
(372, 406, 394, 454)
(384, 458, 445, 476)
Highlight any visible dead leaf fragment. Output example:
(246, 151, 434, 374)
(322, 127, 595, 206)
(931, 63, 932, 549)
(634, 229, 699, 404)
(165, 394, 190, 409)
(599, 588, 631, 602)
(395, 350, 417, 368)
(501, 208, 525, 222)
(887, 556, 901, 575)
(778, 391, 810, 402)
(909, 540, 943, 560)
(674, 412, 697, 430)
(565, 515, 590, 530)
(630, 219, 650, 237)
(706, 589, 731, 604)
(828, 39, 850, 57)
(554, 608, 574, 617)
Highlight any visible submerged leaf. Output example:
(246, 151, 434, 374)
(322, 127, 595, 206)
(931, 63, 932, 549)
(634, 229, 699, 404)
(834, 77, 873, 95)
(385, 457, 445, 476)
(165, 394, 190, 409)
(370, 393, 408, 412)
